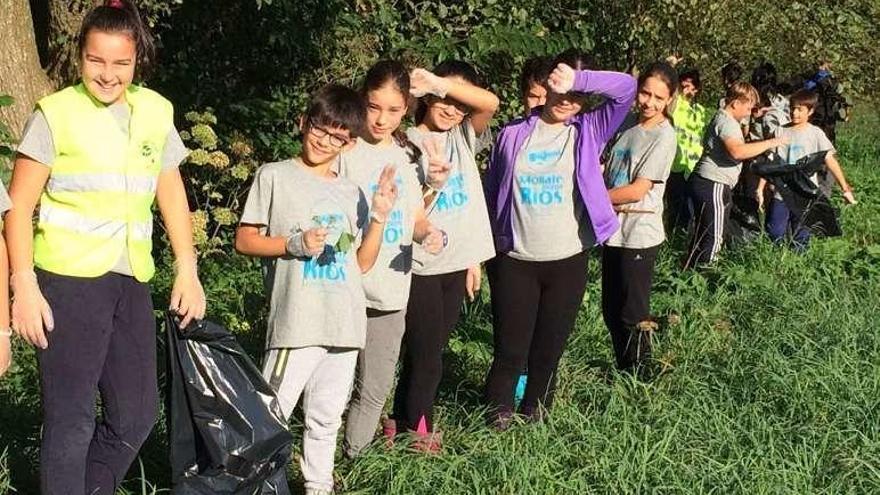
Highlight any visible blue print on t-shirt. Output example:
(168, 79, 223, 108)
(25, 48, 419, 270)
(518, 174, 564, 206)
(436, 172, 469, 213)
(303, 212, 349, 283)
(528, 149, 564, 165)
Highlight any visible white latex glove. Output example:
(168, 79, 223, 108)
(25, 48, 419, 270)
(547, 63, 576, 94)
(10, 270, 54, 349)
(370, 165, 399, 222)
(410, 68, 452, 98)
(423, 137, 452, 190)
(421, 225, 446, 255)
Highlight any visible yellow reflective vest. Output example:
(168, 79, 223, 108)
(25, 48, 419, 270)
(33, 84, 174, 282)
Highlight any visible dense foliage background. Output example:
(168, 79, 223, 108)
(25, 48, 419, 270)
(1, 1, 879, 493)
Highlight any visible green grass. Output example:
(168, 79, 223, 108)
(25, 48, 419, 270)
(2, 110, 880, 494)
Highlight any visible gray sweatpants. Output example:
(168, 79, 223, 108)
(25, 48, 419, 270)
(263, 346, 358, 493)
(343, 309, 407, 457)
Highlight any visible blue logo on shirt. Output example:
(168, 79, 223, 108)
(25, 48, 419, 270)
(517, 173, 564, 207)
(436, 172, 469, 213)
(303, 253, 348, 281)
(302, 212, 350, 283)
(528, 149, 564, 164)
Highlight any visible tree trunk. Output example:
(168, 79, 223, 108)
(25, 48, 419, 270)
(46, 0, 99, 86)
(0, 0, 54, 139)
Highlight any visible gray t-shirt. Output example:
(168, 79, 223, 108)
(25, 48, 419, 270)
(771, 123, 834, 200)
(0, 186, 11, 216)
(509, 120, 593, 261)
(778, 123, 834, 165)
(337, 138, 423, 311)
(694, 110, 745, 187)
(241, 159, 369, 350)
(17, 106, 188, 276)
(406, 122, 495, 275)
(603, 117, 677, 249)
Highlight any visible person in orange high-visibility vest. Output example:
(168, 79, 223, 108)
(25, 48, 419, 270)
(5, 2, 205, 494)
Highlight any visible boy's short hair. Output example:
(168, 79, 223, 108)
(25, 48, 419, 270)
(305, 84, 366, 138)
(678, 68, 702, 91)
(789, 89, 819, 110)
(519, 56, 553, 95)
(725, 81, 759, 106)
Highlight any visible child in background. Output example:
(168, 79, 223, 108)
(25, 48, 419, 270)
(685, 82, 787, 268)
(520, 56, 554, 115)
(7, 2, 206, 492)
(718, 60, 744, 109)
(484, 49, 636, 428)
(666, 68, 708, 232)
(763, 89, 856, 249)
(235, 85, 397, 494)
(391, 60, 498, 451)
(602, 62, 678, 372)
(339, 60, 448, 458)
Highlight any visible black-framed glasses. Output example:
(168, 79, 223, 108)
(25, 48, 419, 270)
(307, 119, 351, 148)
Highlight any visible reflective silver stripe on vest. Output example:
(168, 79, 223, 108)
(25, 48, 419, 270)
(47, 173, 157, 195)
(39, 204, 153, 241)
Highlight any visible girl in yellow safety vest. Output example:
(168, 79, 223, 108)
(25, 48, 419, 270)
(5, 1, 206, 493)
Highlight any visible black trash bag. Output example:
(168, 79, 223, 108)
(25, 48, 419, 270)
(165, 313, 292, 495)
(753, 150, 841, 238)
(726, 168, 763, 246)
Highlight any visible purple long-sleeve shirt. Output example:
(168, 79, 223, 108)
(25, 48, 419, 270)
(485, 70, 637, 252)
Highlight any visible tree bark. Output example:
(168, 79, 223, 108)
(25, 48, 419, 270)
(46, 0, 99, 86)
(0, 0, 54, 139)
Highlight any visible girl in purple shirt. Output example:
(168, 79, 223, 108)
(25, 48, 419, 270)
(483, 50, 636, 428)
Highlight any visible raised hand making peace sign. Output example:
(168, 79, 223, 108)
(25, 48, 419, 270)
(422, 136, 452, 190)
(370, 164, 399, 223)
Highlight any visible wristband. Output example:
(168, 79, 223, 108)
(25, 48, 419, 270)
(285, 233, 305, 256)
(370, 211, 387, 225)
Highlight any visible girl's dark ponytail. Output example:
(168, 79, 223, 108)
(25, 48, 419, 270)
(78, 0, 157, 80)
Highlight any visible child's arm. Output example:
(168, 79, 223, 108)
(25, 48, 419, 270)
(156, 168, 206, 328)
(357, 166, 399, 273)
(0, 235, 10, 377)
(607, 178, 654, 205)
(420, 136, 451, 209)
(824, 153, 856, 204)
(549, 64, 637, 144)
(413, 206, 445, 254)
(756, 177, 767, 210)
(410, 68, 500, 135)
(6, 156, 54, 349)
(722, 135, 787, 161)
(235, 225, 327, 258)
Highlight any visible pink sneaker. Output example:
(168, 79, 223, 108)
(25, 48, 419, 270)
(382, 418, 397, 448)
(408, 416, 442, 454)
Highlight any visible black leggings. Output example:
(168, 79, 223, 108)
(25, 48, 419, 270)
(686, 174, 732, 268)
(601, 245, 660, 369)
(392, 270, 467, 432)
(484, 251, 589, 418)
